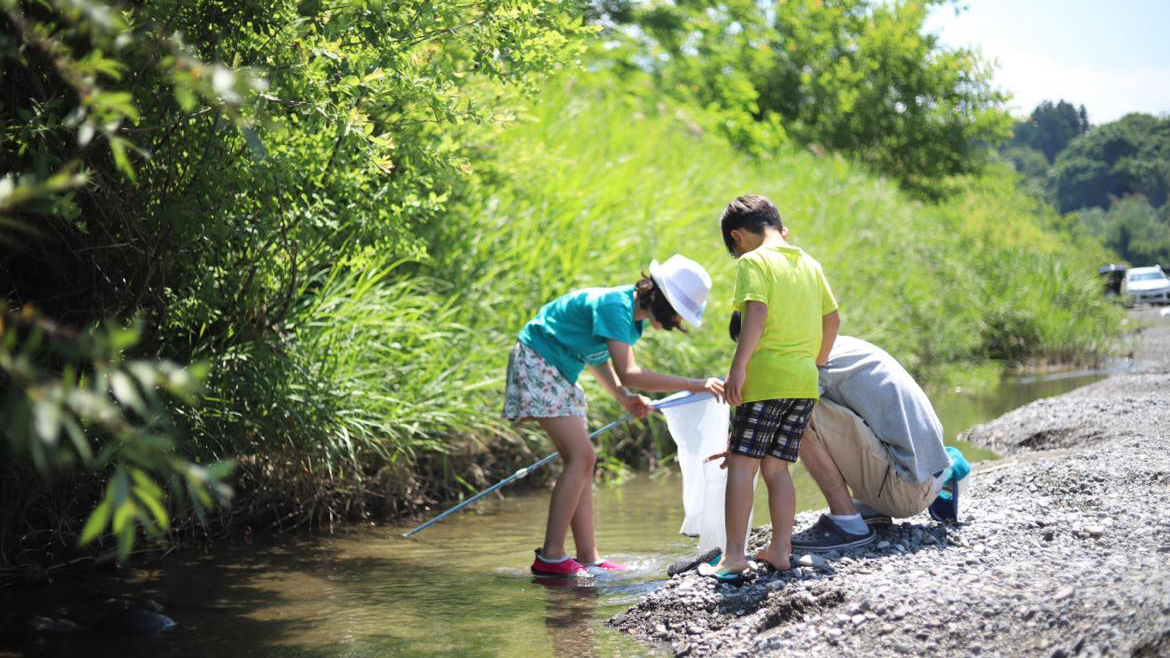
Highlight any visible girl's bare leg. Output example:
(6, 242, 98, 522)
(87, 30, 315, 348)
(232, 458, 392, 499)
(537, 416, 596, 560)
(569, 477, 599, 563)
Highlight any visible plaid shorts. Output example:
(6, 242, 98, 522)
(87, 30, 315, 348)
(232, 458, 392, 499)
(729, 398, 816, 462)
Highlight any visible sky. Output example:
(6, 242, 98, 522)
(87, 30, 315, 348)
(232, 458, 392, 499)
(923, 0, 1170, 124)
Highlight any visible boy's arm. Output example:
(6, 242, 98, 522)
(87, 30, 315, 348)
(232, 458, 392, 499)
(817, 310, 840, 367)
(726, 300, 767, 406)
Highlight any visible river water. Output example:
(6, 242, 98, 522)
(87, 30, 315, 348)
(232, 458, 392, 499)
(4, 369, 1118, 658)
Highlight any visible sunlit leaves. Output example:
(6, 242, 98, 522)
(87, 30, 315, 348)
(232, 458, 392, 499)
(1, 0, 595, 554)
(608, 0, 1011, 198)
(0, 308, 232, 562)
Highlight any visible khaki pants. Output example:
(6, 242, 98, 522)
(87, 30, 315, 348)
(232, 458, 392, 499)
(806, 398, 934, 519)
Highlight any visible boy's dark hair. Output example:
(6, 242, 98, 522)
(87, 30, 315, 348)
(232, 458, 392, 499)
(636, 275, 684, 331)
(729, 310, 741, 342)
(720, 195, 783, 256)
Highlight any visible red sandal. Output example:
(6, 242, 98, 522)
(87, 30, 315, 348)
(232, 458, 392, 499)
(582, 558, 628, 574)
(530, 549, 591, 577)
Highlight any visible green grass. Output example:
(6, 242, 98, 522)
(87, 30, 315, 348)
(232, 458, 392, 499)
(190, 73, 1124, 517)
(421, 75, 1120, 460)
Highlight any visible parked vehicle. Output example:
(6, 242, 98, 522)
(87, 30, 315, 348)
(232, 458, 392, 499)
(1121, 265, 1170, 306)
(1098, 264, 1126, 297)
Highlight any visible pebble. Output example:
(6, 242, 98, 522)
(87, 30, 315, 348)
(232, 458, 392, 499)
(1053, 586, 1074, 602)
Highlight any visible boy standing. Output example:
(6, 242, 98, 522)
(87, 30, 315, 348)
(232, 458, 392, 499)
(704, 195, 840, 578)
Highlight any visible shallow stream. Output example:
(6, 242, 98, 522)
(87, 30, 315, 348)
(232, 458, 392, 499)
(3, 368, 1119, 658)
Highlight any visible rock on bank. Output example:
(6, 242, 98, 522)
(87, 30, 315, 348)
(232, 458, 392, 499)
(608, 316, 1170, 657)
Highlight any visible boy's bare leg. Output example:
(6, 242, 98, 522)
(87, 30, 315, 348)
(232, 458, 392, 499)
(537, 416, 596, 560)
(798, 426, 858, 516)
(757, 456, 795, 570)
(711, 453, 760, 573)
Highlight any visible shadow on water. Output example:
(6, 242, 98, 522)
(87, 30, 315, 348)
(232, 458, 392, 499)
(0, 366, 1114, 658)
(6, 542, 576, 658)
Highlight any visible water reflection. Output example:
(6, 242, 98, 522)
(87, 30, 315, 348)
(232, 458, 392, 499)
(536, 578, 601, 657)
(928, 369, 1112, 462)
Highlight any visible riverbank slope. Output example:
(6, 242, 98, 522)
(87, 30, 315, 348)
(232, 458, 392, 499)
(608, 309, 1170, 657)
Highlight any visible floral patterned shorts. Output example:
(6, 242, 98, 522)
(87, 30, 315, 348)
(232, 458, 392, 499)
(502, 342, 587, 420)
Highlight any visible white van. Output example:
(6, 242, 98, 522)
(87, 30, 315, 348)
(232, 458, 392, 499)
(1121, 266, 1170, 306)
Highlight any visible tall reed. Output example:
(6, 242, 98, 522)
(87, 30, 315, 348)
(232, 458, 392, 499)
(193, 74, 1123, 518)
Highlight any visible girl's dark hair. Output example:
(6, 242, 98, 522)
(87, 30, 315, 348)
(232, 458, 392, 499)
(729, 310, 741, 342)
(636, 275, 684, 331)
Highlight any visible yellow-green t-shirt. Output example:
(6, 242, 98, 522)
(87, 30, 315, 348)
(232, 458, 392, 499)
(732, 244, 837, 402)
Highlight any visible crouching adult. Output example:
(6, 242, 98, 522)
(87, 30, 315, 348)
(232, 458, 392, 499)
(791, 334, 958, 551)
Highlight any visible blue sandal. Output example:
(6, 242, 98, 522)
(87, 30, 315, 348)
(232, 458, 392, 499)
(698, 562, 749, 583)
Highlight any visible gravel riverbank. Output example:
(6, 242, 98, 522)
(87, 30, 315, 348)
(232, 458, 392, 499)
(608, 310, 1170, 657)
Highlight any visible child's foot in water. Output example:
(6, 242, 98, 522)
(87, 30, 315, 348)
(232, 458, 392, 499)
(581, 558, 628, 575)
(531, 549, 592, 577)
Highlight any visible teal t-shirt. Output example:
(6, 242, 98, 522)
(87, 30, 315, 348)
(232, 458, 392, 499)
(518, 285, 644, 384)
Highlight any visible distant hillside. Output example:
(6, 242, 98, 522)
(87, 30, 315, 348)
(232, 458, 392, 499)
(1004, 103, 1170, 266)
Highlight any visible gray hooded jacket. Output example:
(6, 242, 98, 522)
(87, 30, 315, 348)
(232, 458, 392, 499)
(818, 336, 951, 484)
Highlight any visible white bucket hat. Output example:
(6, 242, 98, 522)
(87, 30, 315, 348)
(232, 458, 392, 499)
(648, 254, 712, 328)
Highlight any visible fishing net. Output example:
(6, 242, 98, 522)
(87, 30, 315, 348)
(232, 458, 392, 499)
(659, 392, 755, 552)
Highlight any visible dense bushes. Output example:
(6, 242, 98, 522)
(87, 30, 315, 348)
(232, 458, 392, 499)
(0, 0, 1124, 568)
(1, 0, 591, 564)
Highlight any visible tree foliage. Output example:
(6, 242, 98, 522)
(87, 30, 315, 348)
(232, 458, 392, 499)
(1073, 197, 1170, 267)
(1050, 112, 1170, 213)
(0, 0, 1128, 570)
(0, 307, 226, 563)
(602, 0, 1011, 198)
(1011, 99, 1089, 163)
(1, 0, 590, 565)
(1002, 103, 1170, 267)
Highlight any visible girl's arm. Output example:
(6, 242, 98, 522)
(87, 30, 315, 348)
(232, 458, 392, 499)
(586, 361, 652, 418)
(606, 340, 724, 398)
(817, 310, 840, 367)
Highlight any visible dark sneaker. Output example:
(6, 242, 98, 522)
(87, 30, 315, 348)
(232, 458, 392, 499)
(929, 479, 960, 523)
(791, 514, 876, 551)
